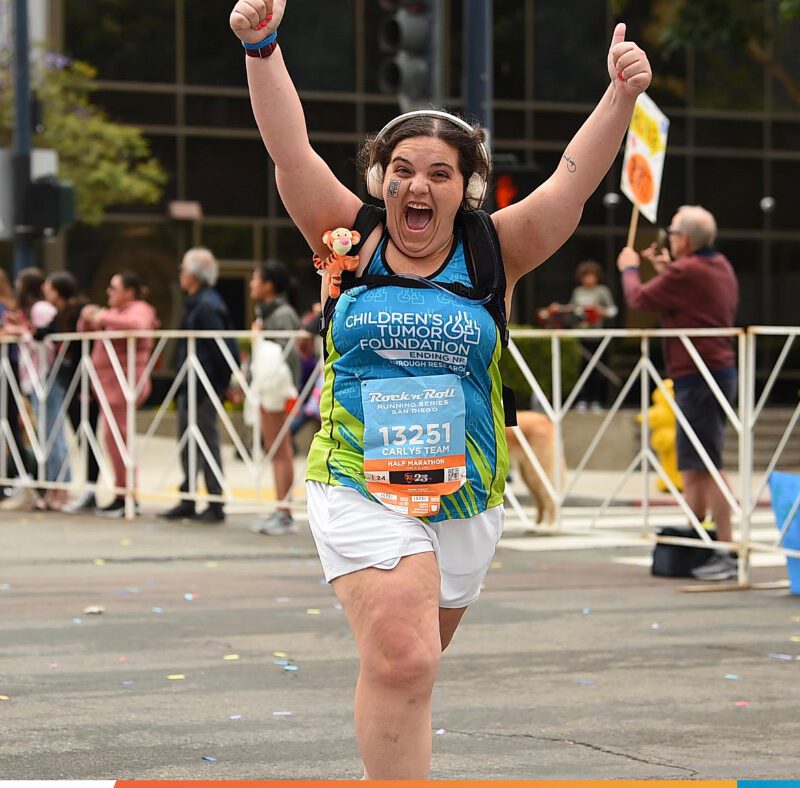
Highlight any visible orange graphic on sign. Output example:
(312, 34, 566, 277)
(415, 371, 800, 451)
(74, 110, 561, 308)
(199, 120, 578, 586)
(626, 153, 655, 206)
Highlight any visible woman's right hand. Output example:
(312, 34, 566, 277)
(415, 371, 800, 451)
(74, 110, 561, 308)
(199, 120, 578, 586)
(230, 0, 286, 44)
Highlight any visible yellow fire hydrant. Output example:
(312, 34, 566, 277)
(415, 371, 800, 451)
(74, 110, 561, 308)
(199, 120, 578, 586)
(637, 379, 683, 492)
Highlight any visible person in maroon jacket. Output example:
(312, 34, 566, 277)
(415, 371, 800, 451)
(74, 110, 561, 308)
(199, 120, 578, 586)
(617, 205, 740, 581)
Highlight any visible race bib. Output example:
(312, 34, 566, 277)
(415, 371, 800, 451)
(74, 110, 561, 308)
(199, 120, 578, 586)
(362, 374, 467, 517)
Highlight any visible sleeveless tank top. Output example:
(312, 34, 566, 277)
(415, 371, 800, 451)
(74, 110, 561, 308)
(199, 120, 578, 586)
(306, 228, 509, 521)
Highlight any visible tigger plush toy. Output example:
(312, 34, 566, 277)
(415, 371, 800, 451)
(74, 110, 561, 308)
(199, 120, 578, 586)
(313, 227, 361, 298)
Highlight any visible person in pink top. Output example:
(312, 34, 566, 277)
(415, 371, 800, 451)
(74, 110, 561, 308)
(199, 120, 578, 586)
(79, 272, 159, 517)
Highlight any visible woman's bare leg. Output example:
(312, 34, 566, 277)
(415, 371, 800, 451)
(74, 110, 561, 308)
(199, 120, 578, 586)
(260, 408, 294, 511)
(333, 552, 442, 779)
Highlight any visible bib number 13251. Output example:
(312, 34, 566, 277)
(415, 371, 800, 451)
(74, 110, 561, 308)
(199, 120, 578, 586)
(361, 374, 467, 517)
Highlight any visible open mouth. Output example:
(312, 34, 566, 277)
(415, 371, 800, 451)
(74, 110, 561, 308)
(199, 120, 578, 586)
(404, 203, 433, 231)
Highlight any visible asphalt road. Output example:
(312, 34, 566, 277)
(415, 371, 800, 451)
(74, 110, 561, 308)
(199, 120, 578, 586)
(1, 509, 799, 780)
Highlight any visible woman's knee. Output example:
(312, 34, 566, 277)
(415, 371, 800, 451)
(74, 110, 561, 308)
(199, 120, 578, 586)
(360, 616, 441, 691)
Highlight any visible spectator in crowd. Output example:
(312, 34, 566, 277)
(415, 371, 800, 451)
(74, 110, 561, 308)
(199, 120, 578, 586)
(568, 259, 618, 412)
(38, 272, 102, 513)
(159, 248, 238, 524)
(2, 268, 70, 510)
(617, 205, 739, 581)
(0, 269, 34, 504)
(248, 259, 301, 536)
(79, 272, 159, 517)
(290, 304, 323, 438)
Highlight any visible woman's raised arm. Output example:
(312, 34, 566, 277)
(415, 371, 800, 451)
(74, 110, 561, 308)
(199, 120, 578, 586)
(230, 0, 362, 255)
(492, 23, 651, 286)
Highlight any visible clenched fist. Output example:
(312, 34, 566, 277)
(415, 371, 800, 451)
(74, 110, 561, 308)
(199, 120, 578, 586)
(230, 0, 286, 45)
(607, 23, 651, 98)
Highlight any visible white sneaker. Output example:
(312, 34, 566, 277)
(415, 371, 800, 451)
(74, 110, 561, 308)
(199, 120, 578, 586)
(63, 491, 97, 514)
(691, 553, 738, 581)
(251, 511, 298, 536)
(0, 485, 37, 512)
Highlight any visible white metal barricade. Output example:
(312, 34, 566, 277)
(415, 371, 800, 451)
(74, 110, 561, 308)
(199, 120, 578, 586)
(1, 326, 798, 590)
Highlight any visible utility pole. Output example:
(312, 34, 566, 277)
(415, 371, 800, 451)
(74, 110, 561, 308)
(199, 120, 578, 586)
(463, 0, 493, 146)
(13, 0, 35, 275)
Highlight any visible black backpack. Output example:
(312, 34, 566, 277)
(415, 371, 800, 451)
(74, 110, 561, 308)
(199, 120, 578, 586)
(318, 204, 517, 426)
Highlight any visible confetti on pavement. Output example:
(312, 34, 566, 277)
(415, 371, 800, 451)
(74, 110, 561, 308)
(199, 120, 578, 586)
(120, 539, 132, 547)
(651, 623, 660, 630)
(725, 674, 739, 680)
(122, 680, 134, 686)
(734, 701, 751, 707)
(201, 755, 218, 762)
(768, 653, 793, 660)
(273, 651, 288, 658)
(0, 584, 11, 591)
(166, 674, 186, 681)
(152, 607, 164, 614)
(276, 597, 290, 603)
(790, 636, 800, 643)
(0, 695, 9, 701)
(93, 559, 106, 566)
(73, 618, 82, 625)
(491, 561, 503, 569)
(306, 608, 321, 616)
(184, 593, 196, 601)
(83, 606, 105, 615)
(283, 665, 299, 672)
(577, 679, 594, 686)
(273, 711, 292, 716)
(229, 715, 242, 721)
(223, 654, 240, 661)
(435, 728, 446, 735)
(582, 608, 590, 615)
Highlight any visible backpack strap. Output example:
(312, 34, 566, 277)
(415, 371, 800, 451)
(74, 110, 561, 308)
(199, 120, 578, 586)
(459, 209, 509, 347)
(460, 210, 516, 426)
(319, 204, 386, 336)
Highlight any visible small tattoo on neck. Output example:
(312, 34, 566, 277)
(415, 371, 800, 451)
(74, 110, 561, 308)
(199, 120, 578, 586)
(388, 179, 400, 198)
(563, 154, 577, 173)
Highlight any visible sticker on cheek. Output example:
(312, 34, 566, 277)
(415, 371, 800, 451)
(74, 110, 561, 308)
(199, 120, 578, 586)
(388, 180, 400, 198)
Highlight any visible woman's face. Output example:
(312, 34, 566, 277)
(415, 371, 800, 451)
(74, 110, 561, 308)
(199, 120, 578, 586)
(382, 136, 465, 259)
(107, 275, 132, 308)
(249, 269, 275, 302)
(43, 279, 59, 305)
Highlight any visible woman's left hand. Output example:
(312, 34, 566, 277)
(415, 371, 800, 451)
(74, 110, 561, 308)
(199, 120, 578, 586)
(607, 23, 651, 99)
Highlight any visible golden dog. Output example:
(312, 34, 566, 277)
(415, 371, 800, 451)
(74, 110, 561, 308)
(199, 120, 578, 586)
(505, 411, 564, 524)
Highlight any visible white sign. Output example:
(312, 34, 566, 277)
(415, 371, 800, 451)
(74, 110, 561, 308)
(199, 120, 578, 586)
(620, 93, 669, 225)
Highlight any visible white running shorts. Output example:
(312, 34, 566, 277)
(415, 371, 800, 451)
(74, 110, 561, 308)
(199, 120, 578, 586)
(306, 481, 505, 608)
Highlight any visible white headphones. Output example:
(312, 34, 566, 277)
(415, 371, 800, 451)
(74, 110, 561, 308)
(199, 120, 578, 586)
(365, 110, 491, 210)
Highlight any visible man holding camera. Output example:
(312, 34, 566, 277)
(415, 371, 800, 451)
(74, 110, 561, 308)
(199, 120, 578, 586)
(617, 205, 739, 581)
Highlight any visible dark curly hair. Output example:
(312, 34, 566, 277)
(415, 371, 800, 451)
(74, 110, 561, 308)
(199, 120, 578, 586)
(575, 259, 604, 284)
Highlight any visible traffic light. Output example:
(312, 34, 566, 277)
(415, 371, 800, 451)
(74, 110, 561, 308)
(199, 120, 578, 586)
(28, 176, 76, 237)
(491, 164, 542, 210)
(378, 1, 440, 111)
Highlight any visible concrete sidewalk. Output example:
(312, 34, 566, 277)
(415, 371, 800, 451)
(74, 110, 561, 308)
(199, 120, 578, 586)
(1, 500, 799, 780)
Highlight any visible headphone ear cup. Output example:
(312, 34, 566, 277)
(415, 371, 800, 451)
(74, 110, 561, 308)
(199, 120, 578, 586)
(465, 172, 488, 210)
(366, 164, 384, 200)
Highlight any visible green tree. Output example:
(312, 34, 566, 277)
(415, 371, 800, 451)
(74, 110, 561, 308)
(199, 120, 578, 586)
(616, 0, 800, 106)
(0, 53, 166, 225)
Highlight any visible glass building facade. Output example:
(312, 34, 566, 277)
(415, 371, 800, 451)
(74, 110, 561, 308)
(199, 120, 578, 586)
(41, 0, 800, 329)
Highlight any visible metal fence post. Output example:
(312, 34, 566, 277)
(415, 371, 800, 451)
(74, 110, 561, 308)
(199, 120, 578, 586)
(640, 335, 650, 535)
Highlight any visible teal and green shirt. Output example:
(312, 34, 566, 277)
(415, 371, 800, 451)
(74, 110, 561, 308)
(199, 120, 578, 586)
(306, 228, 508, 521)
